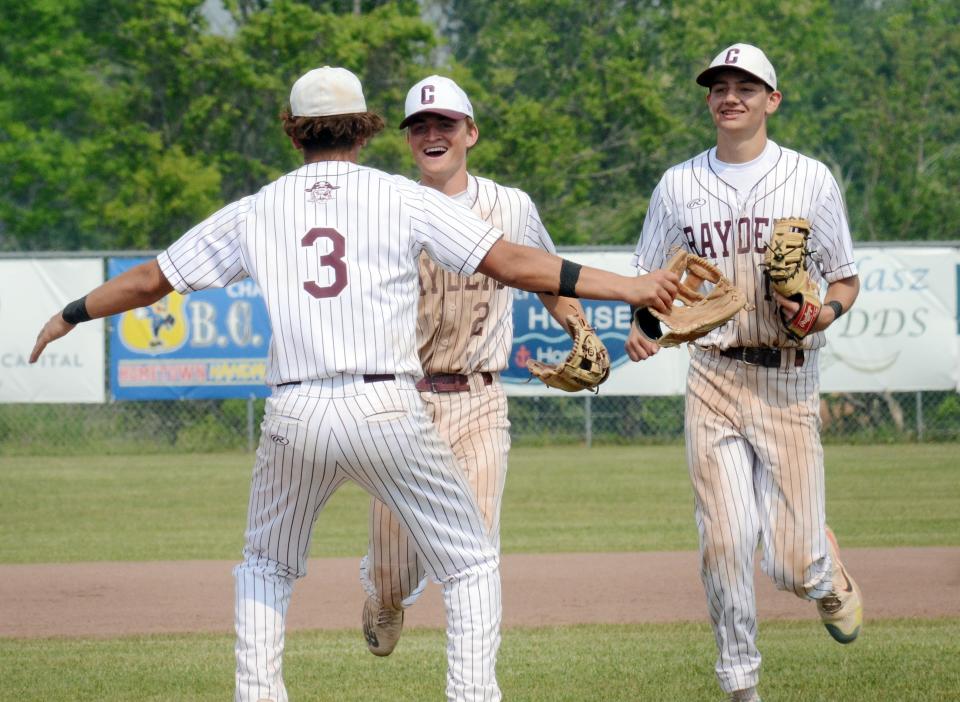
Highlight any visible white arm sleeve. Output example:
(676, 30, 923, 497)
(158, 196, 253, 292)
(631, 177, 684, 274)
(522, 199, 558, 254)
(414, 188, 503, 275)
(811, 170, 858, 282)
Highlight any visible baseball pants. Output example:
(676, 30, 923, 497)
(234, 374, 501, 702)
(361, 375, 510, 609)
(685, 348, 834, 693)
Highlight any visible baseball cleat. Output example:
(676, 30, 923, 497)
(729, 687, 761, 702)
(362, 596, 404, 656)
(817, 526, 863, 643)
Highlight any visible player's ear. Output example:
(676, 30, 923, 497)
(465, 121, 479, 149)
(765, 90, 782, 115)
(290, 136, 303, 151)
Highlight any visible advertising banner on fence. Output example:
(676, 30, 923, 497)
(0, 259, 105, 403)
(503, 247, 960, 397)
(108, 258, 272, 400)
(821, 247, 960, 392)
(101, 246, 959, 400)
(502, 251, 690, 396)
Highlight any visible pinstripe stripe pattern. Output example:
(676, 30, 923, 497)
(362, 176, 547, 614)
(236, 376, 500, 702)
(633, 142, 855, 694)
(363, 380, 511, 609)
(158, 162, 501, 385)
(418, 175, 557, 374)
(632, 142, 857, 350)
(156, 160, 507, 701)
(684, 348, 832, 692)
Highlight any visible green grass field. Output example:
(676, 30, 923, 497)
(1, 621, 958, 701)
(1, 444, 958, 563)
(1, 443, 958, 700)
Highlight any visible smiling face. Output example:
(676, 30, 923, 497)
(706, 69, 781, 136)
(405, 113, 479, 194)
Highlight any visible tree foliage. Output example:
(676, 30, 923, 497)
(0, 0, 956, 251)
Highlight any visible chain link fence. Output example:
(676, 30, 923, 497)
(2, 390, 958, 456)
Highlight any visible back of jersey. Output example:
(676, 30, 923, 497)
(246, 161, 423, 384)
(159, 161, 500, 386)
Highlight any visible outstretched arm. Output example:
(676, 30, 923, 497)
(30, 259, 173, 363)
(477, 239, 678, 312)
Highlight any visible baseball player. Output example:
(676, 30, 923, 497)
(358, 75, 592, 656)
(30, 66, 679, 702)
(626, 44, 863, 702)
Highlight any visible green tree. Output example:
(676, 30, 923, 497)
(0, 0, 440, 251)
(430, 0, 960, 242)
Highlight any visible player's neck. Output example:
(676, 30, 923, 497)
(420, 168, 469, 197)
(715, 130, 768, 164)
(302, 145, 362, 164)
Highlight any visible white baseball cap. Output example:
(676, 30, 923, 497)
(289, 66, 367, 117)
(696, 43, 778, 91)
(398, 75, 474, 129)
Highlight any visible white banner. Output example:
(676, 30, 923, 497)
(504, 246, 960, 397)
(0, 260, 105, 403)
(822, 247, 960, 392)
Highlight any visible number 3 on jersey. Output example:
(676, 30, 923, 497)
(302, 227, 347, 298)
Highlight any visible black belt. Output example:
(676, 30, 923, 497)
(720, 347, 805, 368)
(277, 374, 395, 388)
(415, 372, 494, 393)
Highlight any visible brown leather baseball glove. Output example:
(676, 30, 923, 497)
(526, 314, 611, 392)
(633, 250, 747, 347)
(764, 217, 821, 339)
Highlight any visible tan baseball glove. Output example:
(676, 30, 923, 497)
(526, 314, 611, 392)
(633, 250, 747, 347)
(764, 217, 821, 339)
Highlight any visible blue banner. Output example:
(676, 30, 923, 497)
(502, 290, 634, 383)
(108, 258, 272, 400)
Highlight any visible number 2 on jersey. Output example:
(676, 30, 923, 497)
(301, 227, 347, 298)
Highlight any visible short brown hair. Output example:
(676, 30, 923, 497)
(280, 111, 385, 152)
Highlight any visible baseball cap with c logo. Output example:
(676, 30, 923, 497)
(399, 75, 474, 129)
(696, 43, 778, 91)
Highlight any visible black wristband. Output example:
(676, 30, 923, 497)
(825, 300, 843, 320)
(558, 259, 582, 298)
(61, 296, 92, 324)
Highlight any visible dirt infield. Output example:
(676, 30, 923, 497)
(1, 547, 957, 638)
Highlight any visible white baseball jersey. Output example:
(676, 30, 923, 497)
(158, 161, 502, 383)
(632, 141, 857, 349)
(418, 174, 557, 374)
(362, 175, 551, 611)
(158, 160, 508, 702)
(633, 141, 859, 696)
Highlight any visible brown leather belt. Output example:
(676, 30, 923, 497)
(720, 347, 805, 368)
(277, 374, 395, 388)
(415, 372, 494, 393)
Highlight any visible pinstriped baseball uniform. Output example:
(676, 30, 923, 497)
(158, 160, 506, 702)
(632, 141, 857, 693)
(361, 174, 557, 609)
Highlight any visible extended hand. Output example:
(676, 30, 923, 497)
(30, 313, 76, 364)
(625, 323, 660, 361)
(631, 269, 679, 313)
